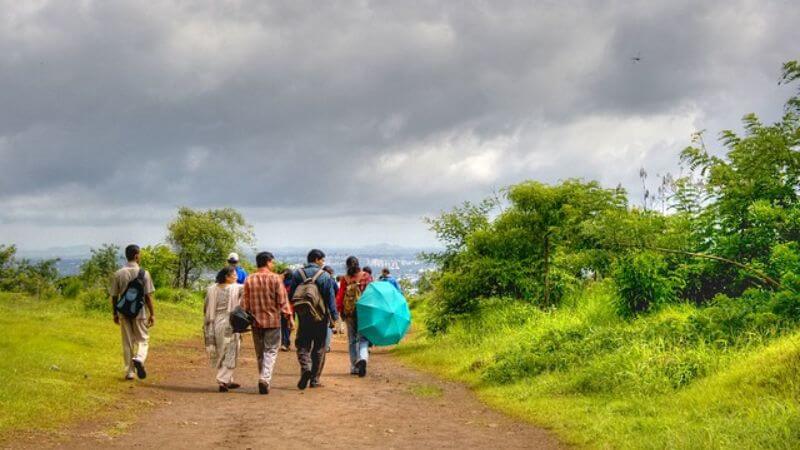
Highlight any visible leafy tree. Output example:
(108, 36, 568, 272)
(140, 244, 179, 289)
(0, 245, 16, 289)
(679, 60, 800, 298)
(487, 179, 627, 305)
(421, 196, 498, 270)
(167, 207, 255, 288)
(79, 244, 121, 288)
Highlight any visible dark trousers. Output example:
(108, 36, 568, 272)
(295, 315, 328, 383)
(281, 316, 292, 348)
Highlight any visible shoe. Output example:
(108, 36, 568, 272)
(297, 370, 313, 390)
(280, 345, 289, 352)
(132, 359, 147, 379)
(258, 382, 269, 395)
(219, 384, 229, 393)
(356, 360, 367, 378)
(227, 383, 241, 389)
(125, 373, 135, 380)
(326, 347, 331, 353)
(310, 382, 324, 388)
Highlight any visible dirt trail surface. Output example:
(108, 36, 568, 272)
(6, 333, 560, 449)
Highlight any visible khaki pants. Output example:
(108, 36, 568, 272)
(120, 315, 149, 376)
(253, 328, 281, 384)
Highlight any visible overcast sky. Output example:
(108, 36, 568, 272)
(1, 0, 798, 251)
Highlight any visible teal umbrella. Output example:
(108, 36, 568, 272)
(356, 281, 412, 346)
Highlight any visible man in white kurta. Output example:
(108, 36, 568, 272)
(109, 244, 156, 380)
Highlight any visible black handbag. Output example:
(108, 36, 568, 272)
(229, 306, 254, 333)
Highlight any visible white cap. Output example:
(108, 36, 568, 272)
(227, 252, 239, 263)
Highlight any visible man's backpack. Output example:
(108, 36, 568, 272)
(342, 273, 365, 318)
(229, 306, 255, 333)
(292, 269, 327, 322)
(115, 269, 146, 318)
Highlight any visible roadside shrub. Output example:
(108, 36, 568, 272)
(424, 272, 481, 334)
(157, 287, 203, 308)
(80, 288, 109, 313)
(60, 277, 83, 299)
(771, 289, 800, 321)
(612, 251, 682, 318)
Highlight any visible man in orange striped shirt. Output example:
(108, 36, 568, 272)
(241, 251, 293, 395)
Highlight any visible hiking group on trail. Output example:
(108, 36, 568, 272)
(110, 244, 407, 394)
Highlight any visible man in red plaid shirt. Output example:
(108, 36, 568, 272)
(241, 251, 293, 395)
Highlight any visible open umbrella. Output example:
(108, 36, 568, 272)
(356, 281, 412, 346)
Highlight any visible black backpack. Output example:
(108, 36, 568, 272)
(115, 269, 146, 318)
(230, 306, 255, 333)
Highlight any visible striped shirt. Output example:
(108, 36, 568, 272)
(242, 268, 291, 329)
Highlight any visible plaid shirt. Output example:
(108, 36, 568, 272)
(242, 268, 291, 329)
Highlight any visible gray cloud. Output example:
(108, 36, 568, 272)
(1, 0, 798, 248)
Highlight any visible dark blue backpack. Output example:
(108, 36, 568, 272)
(115, 269, 146, 318)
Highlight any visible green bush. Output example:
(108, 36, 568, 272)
(79, 288, 110, 313)
(612, 251, 683, 318)
(60, 278, 83, 299)
(157, 287, 203, 308)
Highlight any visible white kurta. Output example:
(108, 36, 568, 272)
(204, 283, 243, 384)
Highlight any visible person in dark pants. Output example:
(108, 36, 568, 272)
(289, 249, 338, 390)
(280, 268, 294, 351)
(323, 265, 338, 351)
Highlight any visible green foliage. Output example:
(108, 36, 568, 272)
(612, 251, 683, 318)
(422, 179, 628, 333)
(139, 244, 178, 289)
(678, 69, 800, 299)
(78, 244, 120, 288)
(0, 244, 60, 298)
(156, 287, 204, 309)
(421, 197, 498, 269)
(415, 270, 438, 295)
(396, 284, 800, 448)
(167, 207, 255, 288)
(79, 287, 110, 312)
(59, 277, 83, 299)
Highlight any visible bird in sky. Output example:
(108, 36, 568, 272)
(631, 52, 642, 63)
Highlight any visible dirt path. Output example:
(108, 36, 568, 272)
(7, 333, 560, 449)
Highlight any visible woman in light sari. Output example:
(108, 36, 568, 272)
(204, 266, 244, 392)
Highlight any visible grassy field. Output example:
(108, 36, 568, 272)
(394, 283, 800, 449)
(0, 291, 203, 437)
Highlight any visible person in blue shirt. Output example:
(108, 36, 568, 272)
(289, 249, 339, 389)
(227, 253, 248, 284)
(379, 268, 402, 293)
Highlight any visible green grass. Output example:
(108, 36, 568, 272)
(0, 291, 203, 437)
(394, 283, 800, 449)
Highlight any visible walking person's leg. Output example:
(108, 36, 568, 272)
(280, 316, 290, 351)
(120, 317, 135, 379)
(258, 329, 281, 393)
(130, 317, 150, 379)
(346, 317, 367, 378)
(216, 335, 239, 389)
(252, 328, 270, 394)
(356, 331, 370, 377)
(295, 316, 314, 390)
(346, 317, 359, 374)
(310, 321, 327, 387)
(325, 325, 332, 353)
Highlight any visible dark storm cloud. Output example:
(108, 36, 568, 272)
(0, 0, 798, 244)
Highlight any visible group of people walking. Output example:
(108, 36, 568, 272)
(110, 244, 402, 395)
